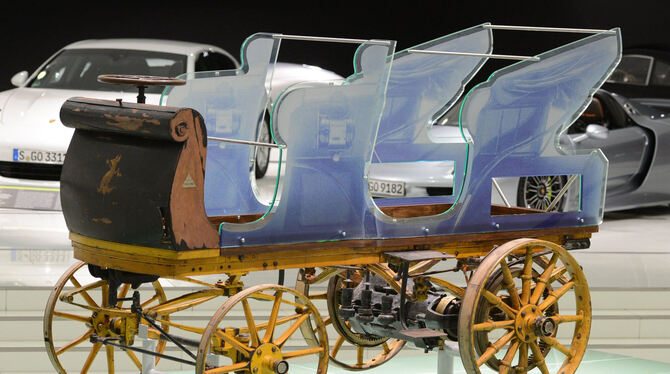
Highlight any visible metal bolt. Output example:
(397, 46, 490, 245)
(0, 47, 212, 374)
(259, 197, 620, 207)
(340, 230, 347, 237)
(521, 312, 526, 317)
(240, 237, 246, 244)
(253, 368, 258, 373)
(272, 346, 277, 353)
(422, 227, 430, 234)
(257, 350, 262, 356)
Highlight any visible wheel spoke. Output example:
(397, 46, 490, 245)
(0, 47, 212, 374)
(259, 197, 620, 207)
(476, 330, 515, 367)
(521, 247, 534, 305)
(116, 284, 131, 308)
(102, 283, 109, 308)
(549, 265, 569, 285)
(81, 342, 102, 374)
(53, 311, 91, 323)
(55, 328, 93, 355)
(382, 342, 391, 354)
(500, 260, 521, 309)
(517, 342, 528, 373)
(275, 313, 310, 348)
(241, 299, 260, 347)
(283, 347, 324, 359)
(552, 313, 584, 324)
(530, 253, 558, 305)
(498, 340, 519, 374)
(214, 329, 252, 357)
(429, 277, 465, 298)
(539, 280, 575, 311)
(69, 276, 99, 308)
(357, 345, 365, 366)
(540, 335, 572, 358)
(106, 344, 115, 374)
(153, 318, 205, 335)
(141, 293, 161, 308)
(483, 290, 517, 318)
(307, 291, 328, 300)
(205, 361, 249, 374)
(529, 341, 550, 374)
(263, 291, 283, 343)
(126, 349, 142, 370)
(331, 335, 344, 357)
(473, 319, 514, 332)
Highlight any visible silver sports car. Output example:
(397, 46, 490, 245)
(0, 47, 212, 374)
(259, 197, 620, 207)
(371, 51, 670, 213)
(0, 39, 342, 211)
(496, 50, 670, 212)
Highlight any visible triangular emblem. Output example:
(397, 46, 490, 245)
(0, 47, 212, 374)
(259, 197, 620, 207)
(182, 174, 196, 188)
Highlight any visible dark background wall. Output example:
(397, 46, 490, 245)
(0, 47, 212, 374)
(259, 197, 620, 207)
(0, 1, 665, 91)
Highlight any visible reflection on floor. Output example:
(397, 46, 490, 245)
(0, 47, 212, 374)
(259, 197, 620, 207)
(289, 348, 670, 374)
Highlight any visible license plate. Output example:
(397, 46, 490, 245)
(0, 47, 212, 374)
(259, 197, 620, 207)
(368, 179, 405, 197)
(13, 148, 66, 164)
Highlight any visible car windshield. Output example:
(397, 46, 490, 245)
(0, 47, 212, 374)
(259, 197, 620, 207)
(28, 48, 187, 94)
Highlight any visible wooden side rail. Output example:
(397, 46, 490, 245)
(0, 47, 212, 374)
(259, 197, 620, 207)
(60, 97, 218, 250)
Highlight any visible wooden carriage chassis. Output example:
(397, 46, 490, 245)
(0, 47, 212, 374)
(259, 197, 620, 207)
(71, 212, 597, 277)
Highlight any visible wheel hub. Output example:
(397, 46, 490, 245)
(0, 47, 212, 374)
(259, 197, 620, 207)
(534, 316, 556, 337)
(90, 312, 111, 337)
(250, 343, 288, 374)
(514, 304, 543, 342)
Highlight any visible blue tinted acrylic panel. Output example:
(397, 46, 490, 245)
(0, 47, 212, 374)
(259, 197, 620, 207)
(215, 28, 620, 248)
(162, 33, 280, 217)
(373, 29, 621, 237)
(372, 24, 492, 208)
(219, 41, 396, 246)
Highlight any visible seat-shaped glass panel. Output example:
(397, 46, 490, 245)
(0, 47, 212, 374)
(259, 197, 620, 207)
(162, 33, 280, 216)
(220, 40, 396, 247)
(373, 28, 621, 237)
(371, 24, 492, 208)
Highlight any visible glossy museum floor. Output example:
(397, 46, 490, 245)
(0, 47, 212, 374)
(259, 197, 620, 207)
(1, 170, 670, 372)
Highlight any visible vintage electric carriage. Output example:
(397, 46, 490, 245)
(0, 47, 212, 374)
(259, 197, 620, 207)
(43, 24, 622, 374)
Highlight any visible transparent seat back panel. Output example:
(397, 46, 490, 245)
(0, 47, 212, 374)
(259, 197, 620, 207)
(372, 24, 492, 208)
(220, 41, 396, 247)
(162, 33, 280, 216)
(373, 29, 621, 237)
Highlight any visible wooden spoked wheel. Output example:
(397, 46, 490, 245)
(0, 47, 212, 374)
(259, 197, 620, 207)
(44, 261, 168, 373)
(458, 238, 591, 374)
(473, 266, 559, 371)
(295, 266, 406, 370)
(196, 284, 329, 374)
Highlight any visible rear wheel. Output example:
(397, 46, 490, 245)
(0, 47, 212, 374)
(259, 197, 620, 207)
(517, 175, 567, 212)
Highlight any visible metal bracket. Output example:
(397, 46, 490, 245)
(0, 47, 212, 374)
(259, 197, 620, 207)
(384, 250, 454, 264)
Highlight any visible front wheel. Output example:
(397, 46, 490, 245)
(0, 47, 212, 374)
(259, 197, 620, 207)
(458, 238, 591, 374)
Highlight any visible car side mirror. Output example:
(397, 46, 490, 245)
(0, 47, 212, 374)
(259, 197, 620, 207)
(11, 71, 29, 87)
(585, 124, 609, 140)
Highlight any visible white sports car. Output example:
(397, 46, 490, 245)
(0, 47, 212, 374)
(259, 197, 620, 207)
(0, 39, 341, 211)
(0, 39, 239, 210)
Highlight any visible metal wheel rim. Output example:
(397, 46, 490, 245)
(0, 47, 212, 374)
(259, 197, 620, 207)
(295, 267, 406, 370)
(522, 176, 566, 211)
(44, 261, 169, 373)
(196, 284, 329, 374)
(458, 238, 591, 374)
